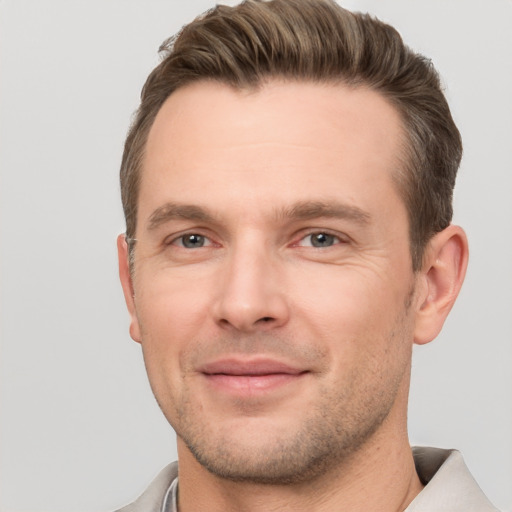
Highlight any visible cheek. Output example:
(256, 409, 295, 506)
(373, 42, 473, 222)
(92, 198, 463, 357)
(133, 271, 214, 395)
(293, 265, 402, 332)
(135, 269, 212, 336)
(291, 264, 414, 379)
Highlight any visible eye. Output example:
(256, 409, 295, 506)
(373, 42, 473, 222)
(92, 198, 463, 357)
(298, 232, 343, 248)
(172, 234, 211, 248)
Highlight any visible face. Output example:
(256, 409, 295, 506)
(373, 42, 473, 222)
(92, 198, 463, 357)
(120, 80, 420, 484)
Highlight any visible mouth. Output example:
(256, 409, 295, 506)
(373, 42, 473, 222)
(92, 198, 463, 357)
(199, 358, 309, 395)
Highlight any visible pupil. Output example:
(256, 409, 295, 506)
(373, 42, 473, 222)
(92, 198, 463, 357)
(312, 233, 333, 247)
(183, 234, 204, 248)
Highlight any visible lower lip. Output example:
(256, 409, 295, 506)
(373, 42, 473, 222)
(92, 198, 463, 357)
(204, 373, 306, 395)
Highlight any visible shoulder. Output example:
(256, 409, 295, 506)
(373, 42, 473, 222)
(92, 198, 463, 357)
(114, 462, 178, 512)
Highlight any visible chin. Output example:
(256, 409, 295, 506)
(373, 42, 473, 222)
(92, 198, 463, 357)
(177, 407, 386, 486)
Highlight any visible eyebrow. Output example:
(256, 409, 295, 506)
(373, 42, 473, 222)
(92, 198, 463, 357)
(147, 203, 216, 230)
(278, 200, 371, 224)
(146, 199, 371, 231)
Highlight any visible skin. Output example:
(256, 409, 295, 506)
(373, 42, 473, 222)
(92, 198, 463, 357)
(118, 80, 468, 511)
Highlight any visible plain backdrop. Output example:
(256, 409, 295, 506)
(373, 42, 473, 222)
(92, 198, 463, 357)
(1, 1, 511, 511)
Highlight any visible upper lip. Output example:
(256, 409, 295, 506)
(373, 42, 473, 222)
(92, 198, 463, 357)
(199, 358, 305, 376)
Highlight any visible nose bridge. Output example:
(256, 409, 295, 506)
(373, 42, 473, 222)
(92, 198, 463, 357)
(213, 234, 289, 332)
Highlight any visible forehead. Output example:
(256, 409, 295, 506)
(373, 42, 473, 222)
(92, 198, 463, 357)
(140, 80, 406, 226)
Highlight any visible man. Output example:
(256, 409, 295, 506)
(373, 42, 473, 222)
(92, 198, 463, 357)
(115, 0, 498, 510)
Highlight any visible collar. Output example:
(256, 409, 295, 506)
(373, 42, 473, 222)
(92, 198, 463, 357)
(406, 447, 499, 511)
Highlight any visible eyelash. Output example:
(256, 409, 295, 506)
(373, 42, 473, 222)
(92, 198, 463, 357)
(167, 233, 215, 249)
(295, 231, 347, 248)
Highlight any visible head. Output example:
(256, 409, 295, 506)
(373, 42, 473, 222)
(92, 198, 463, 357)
(120, 0, 462, 272)
(117, 0, 468, 487)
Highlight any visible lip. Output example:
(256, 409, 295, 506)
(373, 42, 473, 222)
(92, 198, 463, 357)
(200, 358, 305, 376)
(199, 358, 308, 395)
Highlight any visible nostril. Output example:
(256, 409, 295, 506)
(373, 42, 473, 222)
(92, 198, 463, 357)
(260, 317, 274, 322)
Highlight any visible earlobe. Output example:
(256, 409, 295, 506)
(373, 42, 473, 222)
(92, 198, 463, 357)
(414, 225, 469, 345)
(117, 234, 142, 343)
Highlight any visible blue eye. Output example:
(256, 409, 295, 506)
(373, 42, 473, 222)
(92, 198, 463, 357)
(307, 233, 338, 247)
(178, 234, 207, 248)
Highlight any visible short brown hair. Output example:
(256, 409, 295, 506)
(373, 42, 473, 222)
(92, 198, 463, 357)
(120, 0, 462, 270)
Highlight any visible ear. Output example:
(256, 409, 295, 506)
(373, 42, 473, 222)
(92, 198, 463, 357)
(414, 225, 469, 345)
(117, 234, 142, 343)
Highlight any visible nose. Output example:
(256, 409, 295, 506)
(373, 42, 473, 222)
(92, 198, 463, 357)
(213, 243, 290, 333)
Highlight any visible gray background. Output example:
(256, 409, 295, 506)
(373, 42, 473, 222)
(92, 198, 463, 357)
(1, 1, 511, 511)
